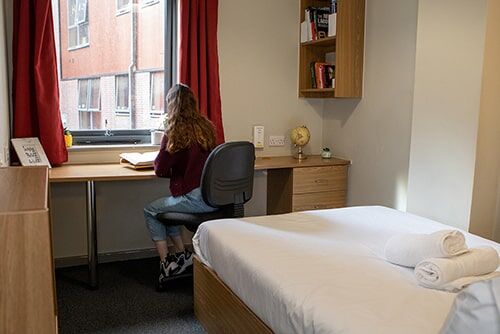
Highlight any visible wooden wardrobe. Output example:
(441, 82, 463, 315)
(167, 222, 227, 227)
(0, 167, 57, 334)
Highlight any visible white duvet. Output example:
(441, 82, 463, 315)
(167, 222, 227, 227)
(193, 206, 500, 334)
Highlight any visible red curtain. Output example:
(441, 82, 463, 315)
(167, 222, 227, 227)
(179, 0, 225, 144)
(13, 0, 67, 165)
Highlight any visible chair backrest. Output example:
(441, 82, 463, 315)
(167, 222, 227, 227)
(201, 141, 255, 208)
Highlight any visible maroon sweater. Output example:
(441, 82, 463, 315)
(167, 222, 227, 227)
(154, 136, 211, 196)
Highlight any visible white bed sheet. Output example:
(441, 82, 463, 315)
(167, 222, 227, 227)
(193, 206, 500, 334)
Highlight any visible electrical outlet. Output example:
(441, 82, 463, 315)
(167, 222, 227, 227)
(269, 135, 285, 147)
(253, 125, 265, 149)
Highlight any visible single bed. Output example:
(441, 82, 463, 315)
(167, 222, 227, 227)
(192, 206, 500, 334)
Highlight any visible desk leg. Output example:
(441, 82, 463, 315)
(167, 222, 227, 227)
(86, 181, 98, 289)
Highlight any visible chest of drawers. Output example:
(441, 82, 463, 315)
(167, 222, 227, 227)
(263, 156, 350, 214)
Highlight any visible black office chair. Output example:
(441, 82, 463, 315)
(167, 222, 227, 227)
(156, 141, 255, 232)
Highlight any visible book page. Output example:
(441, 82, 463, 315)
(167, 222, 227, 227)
(119, 151, 158, 166)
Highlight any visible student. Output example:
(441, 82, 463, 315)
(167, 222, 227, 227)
(144, 84, 217, 290)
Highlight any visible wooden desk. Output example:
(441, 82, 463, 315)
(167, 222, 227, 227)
(0, 167, 57, 333)
(50, 165, 157, 289)
(49, 155, 350, 288)
(256, 155, 349, 170)
(49, 163, 156, 182)
(48, 155, 349, 181)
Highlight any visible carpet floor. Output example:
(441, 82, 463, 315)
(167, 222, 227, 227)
(56, 257, 205, 334)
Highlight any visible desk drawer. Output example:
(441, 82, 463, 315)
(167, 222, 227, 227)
(293, 166, 347, 194)
(292, 191, 346, 212)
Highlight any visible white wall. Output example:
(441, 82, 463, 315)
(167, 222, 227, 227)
(469, 0, 500, 241)
(51, 0, 320, 260)
(218, 0, 323, 156)
(0, 1, 10, 166)
(406, 0, 488, 230)
(322, 0, 418, 210)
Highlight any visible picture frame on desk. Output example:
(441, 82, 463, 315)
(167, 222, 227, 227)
(11, 137, 51, 167)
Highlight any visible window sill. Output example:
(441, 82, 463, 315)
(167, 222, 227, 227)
(115, 8, 131, 16)
(66, 143, 160, 164)
(68, 43, 90, 52)
(141, 1, 160, 9)
(68, 143, 159, 152)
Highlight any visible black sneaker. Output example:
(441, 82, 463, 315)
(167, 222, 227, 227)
(157, 254, 177, 291)
(176, 250, 193, 275)
(165, 253, 183, 277)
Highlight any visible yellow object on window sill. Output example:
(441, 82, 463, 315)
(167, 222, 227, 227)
(64, 134, 73, 148)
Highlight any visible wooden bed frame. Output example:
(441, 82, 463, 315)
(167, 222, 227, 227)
(193, 257, 273, 333)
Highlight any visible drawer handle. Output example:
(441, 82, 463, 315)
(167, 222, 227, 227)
(314, 205, 322, 209)
(314, 179, 327, 184)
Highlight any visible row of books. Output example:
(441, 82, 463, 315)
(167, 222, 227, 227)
(301, 6, 337, 42)
(330, 0, 338, 14)
(310, 62, 335, 89)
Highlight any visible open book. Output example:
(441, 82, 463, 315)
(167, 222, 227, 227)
(119, 151, 159, 169)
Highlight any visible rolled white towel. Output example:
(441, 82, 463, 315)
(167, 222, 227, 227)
(415, 247, 500, 292)
(385, 230, 468, 267)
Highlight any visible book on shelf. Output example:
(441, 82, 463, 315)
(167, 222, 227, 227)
(301, 20, 309, 43)
(327, 1, 337, 37)
(119, 151, 159, 169)
(330, 0, 338, 14)
(328, 13, 337, 37)
(325, 64, 335, 88)
(314, 62, 323, 88)
(302, 5, 336, 42)
(310, 62, 317, 89)
(315, 7, 330, 39)
(306, 7, 316, 40)
(310, 62, 335, 89)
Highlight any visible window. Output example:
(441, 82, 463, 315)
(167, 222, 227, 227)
(53, 0, 176, 145)
(150, 72, 164, 117)
(115, 75, 130, 115)
(78, 78, 101, 129)
(78, 78, 100, 110)
(116, 0, 131, 13)
(68, 0, 89, 49)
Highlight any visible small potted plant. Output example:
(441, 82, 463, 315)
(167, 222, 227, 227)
(321, 147, 332, 159)
(64, 127, 73, 147)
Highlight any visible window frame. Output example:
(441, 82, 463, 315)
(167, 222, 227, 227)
(78, 78, 101, 112)
(116, 0, 132, 15)
(69, 0, 177, 146)
(71, 129, 152, 145)
(76, 0, 88, 23)
(115, 74, 130, 116)
(77, 78, 101, 130)
(150, 71, 164, 118)
(67, 0, 89, 50)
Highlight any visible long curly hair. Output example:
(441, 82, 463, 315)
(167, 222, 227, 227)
(164, 84, 216, 153)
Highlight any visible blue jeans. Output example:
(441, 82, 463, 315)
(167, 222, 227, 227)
(144, 187, 216, 241)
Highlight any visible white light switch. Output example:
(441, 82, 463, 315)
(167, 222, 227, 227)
(253, 125, 265, 149)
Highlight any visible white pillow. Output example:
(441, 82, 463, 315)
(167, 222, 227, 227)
(440, 277, 500, 334)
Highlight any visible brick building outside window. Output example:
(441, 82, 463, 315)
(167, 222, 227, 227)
(53, 0, 166, 133)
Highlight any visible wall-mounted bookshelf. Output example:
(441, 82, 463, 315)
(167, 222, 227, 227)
(299, 0, 365, 98)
